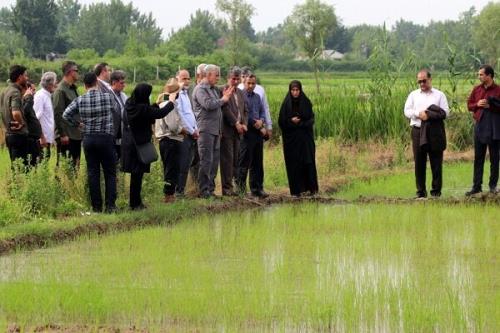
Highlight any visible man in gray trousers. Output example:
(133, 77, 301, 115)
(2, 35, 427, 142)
(193, 64, 233, 198)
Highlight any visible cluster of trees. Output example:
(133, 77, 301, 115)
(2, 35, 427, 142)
(0, 0, 498, 78)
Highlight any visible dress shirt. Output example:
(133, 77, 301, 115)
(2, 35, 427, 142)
(467, 82, 500, 122)
(238, 83, 272, 129)
(404, 88, 449, 128)
(63, 89, 115, 136)
(244, 90, 265, 127)
(34, 88, 55, 143)
(177, 89, 198, 135)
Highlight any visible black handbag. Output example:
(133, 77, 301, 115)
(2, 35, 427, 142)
(123, 109, 158, 164)
(135, 141, 158, 164)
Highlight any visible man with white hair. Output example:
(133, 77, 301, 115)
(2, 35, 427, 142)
(193, 64, 233, 198)
(34, 71, 57, 159)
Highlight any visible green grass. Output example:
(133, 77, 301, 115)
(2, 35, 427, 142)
(336, 161, 479, 200)
(0, 202, 498, 331)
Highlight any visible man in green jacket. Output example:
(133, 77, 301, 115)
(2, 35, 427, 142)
(53, 60, 82, 168)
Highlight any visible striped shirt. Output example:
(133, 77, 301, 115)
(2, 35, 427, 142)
(63, 89, 115, 136)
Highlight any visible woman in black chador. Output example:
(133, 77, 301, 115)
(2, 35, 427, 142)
(278, 80, 318, 197)
(121, 83, 175, 210)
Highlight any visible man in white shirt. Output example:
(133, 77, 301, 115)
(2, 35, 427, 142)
(34, 71, 57, 159)
(404, 69, 449, 198)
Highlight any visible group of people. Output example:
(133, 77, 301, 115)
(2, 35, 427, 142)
(404, 65, 500, 198)
(2, 61, 498, 213)
(0, 62, 319, 213)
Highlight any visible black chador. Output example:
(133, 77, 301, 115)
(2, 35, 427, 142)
(278, 80, 318, 196)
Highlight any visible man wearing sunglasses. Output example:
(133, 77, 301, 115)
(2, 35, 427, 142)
(404, 70, 449, 199)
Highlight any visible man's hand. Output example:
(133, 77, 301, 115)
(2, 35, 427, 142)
(254, 119, 264, 129)
(40, 135, 47, 148)
(60, 136, 70, 145)
(222, 86, 234, 103)
(241, 124, 248, 133)
(192, 130, 200, 140)
(265, 129, 272, 140)
(291, 116, 301, 124)
(478, 99, 490, 109)
(419, 111, 429, 121)
(168, 92, 177, 103)
(235, 122, 244, 135)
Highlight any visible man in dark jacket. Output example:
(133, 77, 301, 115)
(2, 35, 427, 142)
(21, 81, 44, 167)
(220, 66, 248, 196)
(466, 65, 500, 196)
(53, 61, 81, 168)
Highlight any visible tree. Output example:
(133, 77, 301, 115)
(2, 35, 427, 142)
(349, 25, 381, 60)
(473, 2, 500, 65)
(68, 0, 161, 55)
(167, 10, 224, 56)
(286, 0, 337, 92)
(53, 0, 81, 53)
(215, 0, 255, 66)
(0, 7, 14, 31)
(11, 0, 59, 57)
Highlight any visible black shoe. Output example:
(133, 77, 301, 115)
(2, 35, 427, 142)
(199, 192, 214, 199)
(465, 188, 481, 196)
(104, 206, 118, 214)
(92, 206, 102, 213)
(222, 190, 238, 197)
(252, 190, 269, 198)
(430, 191, 441, 198)
(131, 203, 147, 210)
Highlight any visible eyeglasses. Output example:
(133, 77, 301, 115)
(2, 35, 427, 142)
(417, 79, 427, 84)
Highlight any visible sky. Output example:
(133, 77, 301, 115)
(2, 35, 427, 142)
(0, 0, 492, 36)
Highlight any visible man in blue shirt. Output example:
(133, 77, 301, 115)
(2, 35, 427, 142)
(237, 73, 268, 198)
(176, 69, 199, 196)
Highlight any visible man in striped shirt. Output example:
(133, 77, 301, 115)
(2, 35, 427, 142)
(63, 72, 117, 213)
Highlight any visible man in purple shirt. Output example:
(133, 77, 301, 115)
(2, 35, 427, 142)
(236, 74, 268, 198)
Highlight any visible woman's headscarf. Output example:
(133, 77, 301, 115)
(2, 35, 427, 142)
(126, 83, 152, 106)
(289, 80, 303, 100)
(281, 80, 312, 120)
(125, 83, 153, 120)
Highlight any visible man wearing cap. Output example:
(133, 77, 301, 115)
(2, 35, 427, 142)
(155, 78, 186, 202)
